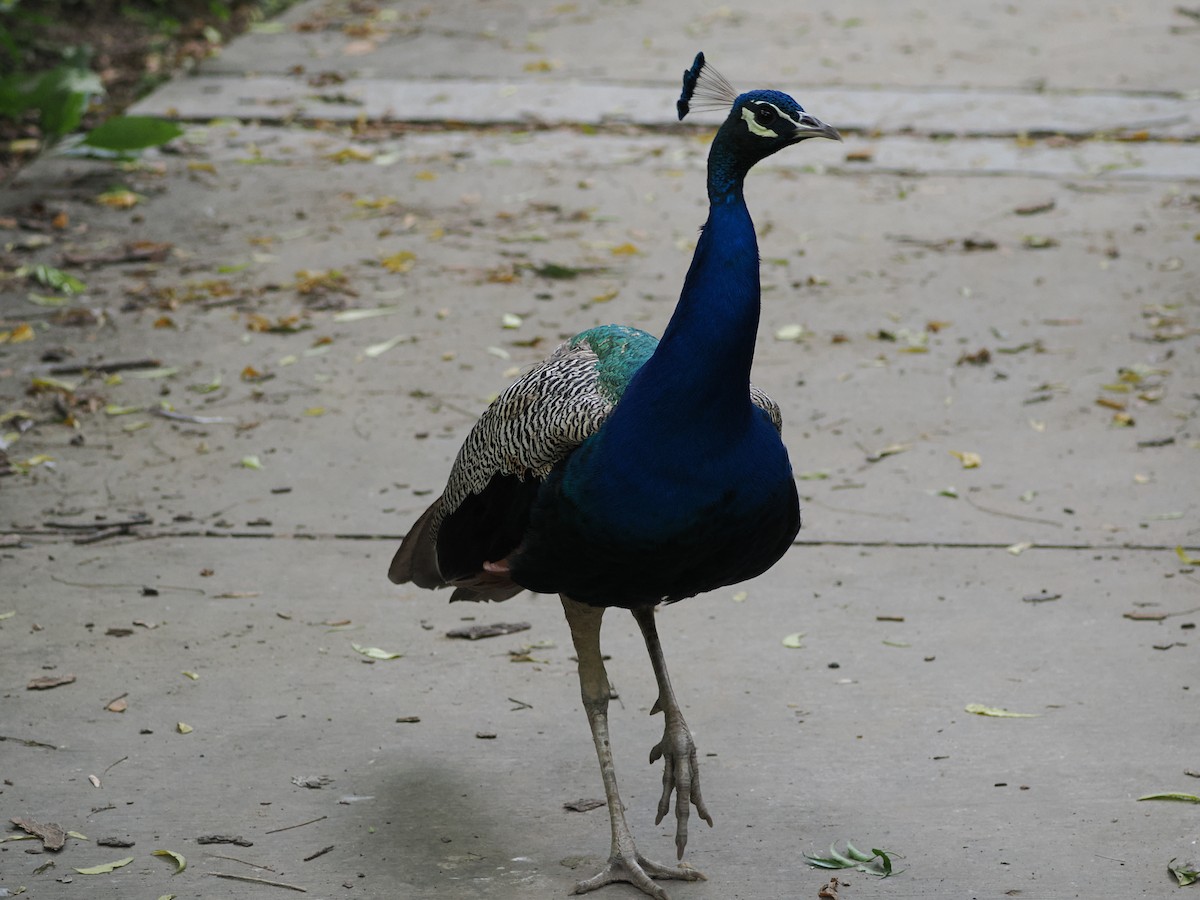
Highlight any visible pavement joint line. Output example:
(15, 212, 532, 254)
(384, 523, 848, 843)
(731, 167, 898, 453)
(10, 529, 1189, 553)
(131, 75, 1200, 141)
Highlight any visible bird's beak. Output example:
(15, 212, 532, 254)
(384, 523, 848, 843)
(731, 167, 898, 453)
(789, 112, 842, 143)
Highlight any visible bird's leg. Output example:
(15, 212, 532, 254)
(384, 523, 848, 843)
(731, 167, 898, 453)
(561, 596, 706, 899)
(631, 604, 714, 861)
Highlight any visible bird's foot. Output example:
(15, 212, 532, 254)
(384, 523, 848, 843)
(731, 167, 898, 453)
(572, 849, 706, 899)
(648, 709, 714, 859)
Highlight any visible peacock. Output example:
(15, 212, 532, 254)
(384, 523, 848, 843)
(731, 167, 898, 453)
(390, 52, 840, 898)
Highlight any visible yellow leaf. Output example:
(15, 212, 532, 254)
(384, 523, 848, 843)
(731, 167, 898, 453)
(153, 848, 187, 874)
(610, 242, 640, 256)
(354, 195, 397, 209)
(304, 406, 326, 417)
(187, 161, 216, 174)
(414, 169, 437, 181)
(30, 375, 77, 393)
(381, 251, 416, 273)
(240, 455, 263, 470)
(176, 722, 193, 734)
(1176, 546, 1200, 565)
(781, 632, 805, 649)
(104, 404, 143, 416)
(95, 189, 143, 209)
(75, 856, 134, 874)
(325, 147, 374, 163)
(1, 322, 35, 343)
(949, 450, 982, 469)
(182, 671, 199, 680)
(591, 288, 619, 303)
(1006, 541, 1033, 555)
(351, 642, 402, 660)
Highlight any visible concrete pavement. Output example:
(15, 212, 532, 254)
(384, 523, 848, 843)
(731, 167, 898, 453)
(2, 1, 1198, 897)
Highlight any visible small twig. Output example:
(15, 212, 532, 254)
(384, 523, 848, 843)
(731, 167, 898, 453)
(264, 815, 327, 835)
(205, 852, 277, 872)
(961, 493, 1063, 528)
(48, 574, 206, 594)
(208, 872, 307, 892)
(102, 755, 128, 775)
(0, 734, 58, 750)
(47, 358, 162, 376)
(43, 516, 151, 531)
(508, 697, 533, 711)
(302, 844, 334, 862)
(73, 526, 137, 546)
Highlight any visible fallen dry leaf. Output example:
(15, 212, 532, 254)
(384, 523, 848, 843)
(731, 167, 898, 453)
(27, 674, 76, 690)
(10, 816, 67, 851)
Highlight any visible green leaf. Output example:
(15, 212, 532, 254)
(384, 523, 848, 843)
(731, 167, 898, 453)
(29, 66, 103, 140)
(152, 848, 186, 874)
(1138, 792, 1200, 803)
(82, 116, 184, 152)
(22, 263, 86, 295)
(964, 703, 1039, 718)
(74, 856, 134, 874)
(1170, 858, 1199, 886)
(351, 642, 402, 660)
(804, 842, 896, 877)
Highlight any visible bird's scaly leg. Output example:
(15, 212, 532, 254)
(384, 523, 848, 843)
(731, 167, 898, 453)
(631, 604, 714, 860)
(561, 596, 706, 899)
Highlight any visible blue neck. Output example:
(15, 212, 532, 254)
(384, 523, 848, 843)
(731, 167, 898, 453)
(626, 173, 760, 428)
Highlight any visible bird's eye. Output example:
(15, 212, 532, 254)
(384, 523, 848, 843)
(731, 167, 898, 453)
(753, 105, 777, 127)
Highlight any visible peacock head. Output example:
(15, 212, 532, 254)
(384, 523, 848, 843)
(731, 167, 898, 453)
(677, 52, 840, 169)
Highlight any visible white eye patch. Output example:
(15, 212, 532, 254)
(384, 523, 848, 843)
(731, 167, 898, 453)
(740, 102, 800, 138)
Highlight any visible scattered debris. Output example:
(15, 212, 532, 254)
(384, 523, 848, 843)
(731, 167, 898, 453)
(818, 875, 842, 899)
(197, 834, 255, 846)
(96, 837, 135, 848)
(27, 674, 76, 690)
(1022, 591, 1061, 604)
(446, 622, 531, 640)
(10, 817, 66, 851)
(291, 775, 333, 789)
(1013, 199, 1056, 216)
(302, 845, 334, 862)
(563, 798, 606, 812)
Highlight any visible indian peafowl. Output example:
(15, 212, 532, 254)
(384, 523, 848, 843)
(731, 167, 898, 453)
(390, 52, 840, 898)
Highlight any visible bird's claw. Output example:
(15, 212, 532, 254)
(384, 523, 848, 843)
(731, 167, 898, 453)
(648, 717, 713, 859)
(572, 850, 706, 899)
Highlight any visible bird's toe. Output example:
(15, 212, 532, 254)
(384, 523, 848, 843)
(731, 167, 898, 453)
(572, 851, 706, 899)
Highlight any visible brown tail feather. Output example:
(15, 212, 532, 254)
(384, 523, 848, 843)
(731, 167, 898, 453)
(388, 499, 445, 587)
